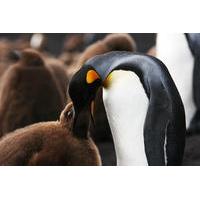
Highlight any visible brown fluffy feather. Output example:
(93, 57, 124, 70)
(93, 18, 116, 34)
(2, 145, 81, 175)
(0, 103, 101, 166)
(0, 49, 68, 136)
(77, 33, 136, 67)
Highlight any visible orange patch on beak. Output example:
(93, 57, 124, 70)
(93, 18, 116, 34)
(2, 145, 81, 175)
(86, 70, 100, 84)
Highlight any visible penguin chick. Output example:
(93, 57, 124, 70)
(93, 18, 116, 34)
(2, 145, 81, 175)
(0, 102, 101, 166)
(77, 33, 137, 67)
(0, 49, 68, 136)
(103, 33, 137, 52)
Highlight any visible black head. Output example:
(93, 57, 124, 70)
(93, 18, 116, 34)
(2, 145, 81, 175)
(68, 65, 101, 138)
(68, 51, 138, 138)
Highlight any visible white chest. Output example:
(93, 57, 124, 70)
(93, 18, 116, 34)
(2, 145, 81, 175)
(103, 70, 149, 165)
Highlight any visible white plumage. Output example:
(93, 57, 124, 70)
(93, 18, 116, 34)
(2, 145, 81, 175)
(156, 33, 195, 128)
(103, 70, 148, 166)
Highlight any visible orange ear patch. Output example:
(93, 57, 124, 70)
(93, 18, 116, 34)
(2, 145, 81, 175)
(86, 70, 100, 84)
(103, 73, 113, 88)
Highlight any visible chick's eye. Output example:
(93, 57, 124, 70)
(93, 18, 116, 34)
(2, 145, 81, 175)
(67, 110, 73, 119)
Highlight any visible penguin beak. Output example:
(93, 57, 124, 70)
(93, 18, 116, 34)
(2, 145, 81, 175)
(73, 105, 91, 138)
(90, 100, 95, 127)
(72, 100, 95, 138)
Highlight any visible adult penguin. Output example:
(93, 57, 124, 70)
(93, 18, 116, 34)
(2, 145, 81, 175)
(69, 51, 186, 166)
(156, 33, 200, 134)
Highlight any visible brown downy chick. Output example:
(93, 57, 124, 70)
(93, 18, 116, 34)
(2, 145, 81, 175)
(0, 102, 101, 166)
(0, 49, 68, 136)
(77, 33, 137, 67)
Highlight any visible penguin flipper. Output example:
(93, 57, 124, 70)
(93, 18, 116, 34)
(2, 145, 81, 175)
(144, 103, 167, 166)
(165, 121, 185, 166)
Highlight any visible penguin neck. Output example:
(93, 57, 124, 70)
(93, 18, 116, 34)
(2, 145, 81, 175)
(102, 70, 149, 166)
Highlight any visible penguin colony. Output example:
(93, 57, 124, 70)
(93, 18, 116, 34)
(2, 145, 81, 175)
(0, 33, 198, 165)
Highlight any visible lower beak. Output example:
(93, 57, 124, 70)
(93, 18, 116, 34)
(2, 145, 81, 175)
(91, 101, 95, 118)
(90, 100, 95, 127)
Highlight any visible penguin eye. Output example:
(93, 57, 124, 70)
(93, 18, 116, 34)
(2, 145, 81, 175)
(86, 70, 100, 84)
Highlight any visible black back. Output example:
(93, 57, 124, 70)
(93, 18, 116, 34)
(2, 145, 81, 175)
(84, 51, 186, 165)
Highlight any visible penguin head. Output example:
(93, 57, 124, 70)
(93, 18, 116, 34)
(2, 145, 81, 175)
(68, 65, 102, 138)
(69, 52, 123, 138)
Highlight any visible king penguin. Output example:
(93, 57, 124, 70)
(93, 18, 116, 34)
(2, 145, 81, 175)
(69, 51, 186, 166)
(156, 33, 200, 134)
